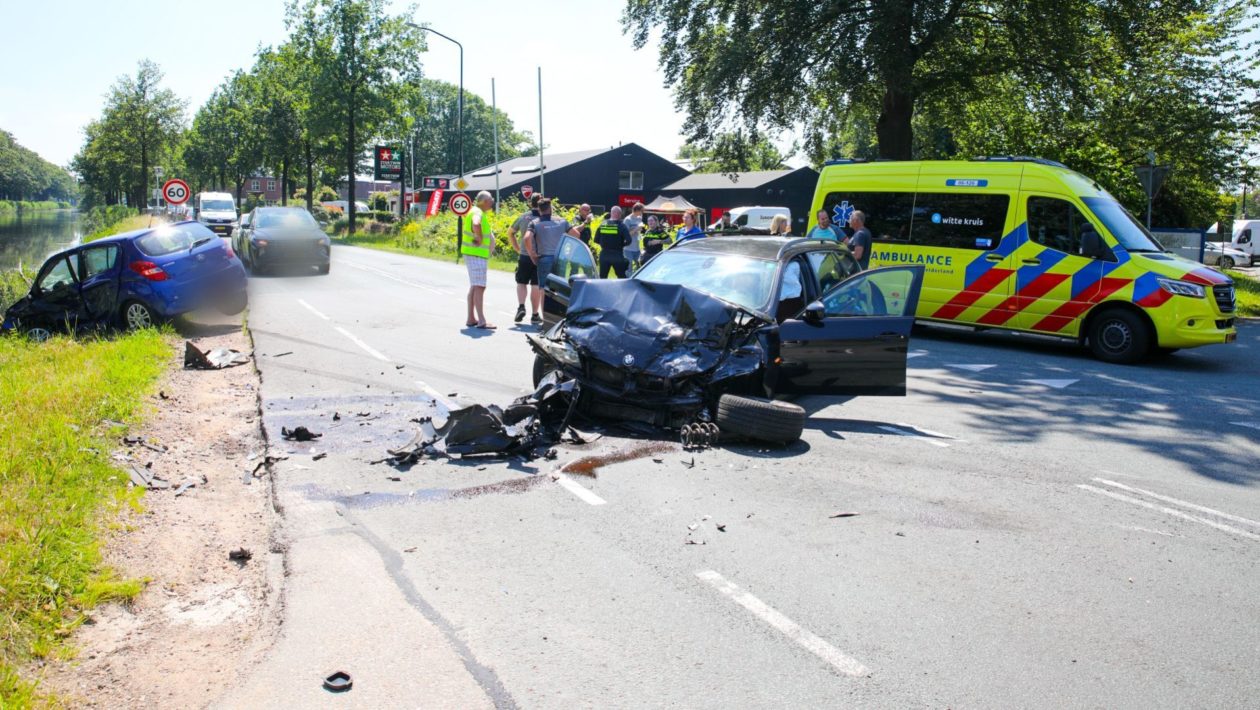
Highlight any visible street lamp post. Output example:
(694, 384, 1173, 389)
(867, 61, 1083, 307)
(406, 23, 463, 180)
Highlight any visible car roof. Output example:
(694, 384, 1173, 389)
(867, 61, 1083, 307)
(671, 235, 847, 261)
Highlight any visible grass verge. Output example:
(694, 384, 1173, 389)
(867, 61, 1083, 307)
(1225, 270, 1259, 318)
(84, 214, 163, 243)
(335, 232, 519, 273)
(0, 329, 172, 706)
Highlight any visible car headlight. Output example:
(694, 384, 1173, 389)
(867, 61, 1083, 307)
(1157, 278, 1205, 298)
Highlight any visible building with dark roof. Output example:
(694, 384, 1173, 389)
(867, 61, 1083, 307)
(657, 167, 820, 231)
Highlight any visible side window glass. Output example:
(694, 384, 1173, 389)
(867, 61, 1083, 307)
(779, 259, 805, 302)
(1027, 196, 1095, 256)
(552, 236, 596, 280)
(1240, 229, 1252, 244)
(822, 268, 917, 318)
(912, 193, 1010, 250)
(806, 251, 846, 293)
(823, 192, 914, 243)
(81, 246, 119, 279)
(37, 257, 77, 292)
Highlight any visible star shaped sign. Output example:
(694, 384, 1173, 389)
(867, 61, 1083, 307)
(380, 148, 392, 161)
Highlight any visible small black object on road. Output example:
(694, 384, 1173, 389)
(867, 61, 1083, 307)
(281, 426, 322, 442)
(228, 548, 253, 562)
(323, 671, 352, 692)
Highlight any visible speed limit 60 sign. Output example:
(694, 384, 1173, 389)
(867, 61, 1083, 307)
(448, 192, 473, 216)
(161, 179, 190, 205)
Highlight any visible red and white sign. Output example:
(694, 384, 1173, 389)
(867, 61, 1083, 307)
(161, 179, 190, 205)
(618, 194, 645, 209)
(521, 184, 534, 199)
(426, 189, 444, 217)
(448, 192, 473, 216)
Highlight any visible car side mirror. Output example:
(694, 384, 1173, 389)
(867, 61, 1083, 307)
(803, 300, 825, 324)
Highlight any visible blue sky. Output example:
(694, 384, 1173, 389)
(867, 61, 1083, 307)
(0, 0, 692, 169)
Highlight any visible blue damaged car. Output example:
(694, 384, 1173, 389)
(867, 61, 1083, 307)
(2, 221, 247, 339)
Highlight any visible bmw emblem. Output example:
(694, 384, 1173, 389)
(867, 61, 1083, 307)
(623, 354, 635, 366)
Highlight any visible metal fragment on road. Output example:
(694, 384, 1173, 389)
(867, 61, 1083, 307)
(830, 512, 860, 519)
(183, 340, 250, 370)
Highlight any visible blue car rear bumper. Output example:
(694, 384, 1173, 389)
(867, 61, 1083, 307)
(131, 261, 248, 317)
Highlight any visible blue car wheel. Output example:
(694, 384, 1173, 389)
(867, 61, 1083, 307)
(122, 300, 158, 331)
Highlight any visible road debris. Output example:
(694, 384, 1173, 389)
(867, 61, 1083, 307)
(681, 422, 720, 450)
(312, 452, 328, 461)
(830, 512, 860, 519)
(173, 474, 208, 497)
(717, 523, 727, 532)
(682, 457, 696, 469)
(281, 426, 322, 442)
(271, 351, 293, 358)
(127, 465, 171, 490)
(183, 341, 251, 370)
(228, 548, 253, 562)
(323, 671, 352, 693)
(685, 515, 714, 545)
(332, 412, 341, 422)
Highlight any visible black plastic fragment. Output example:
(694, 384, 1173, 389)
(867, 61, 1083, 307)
(323, 671, 352, 692)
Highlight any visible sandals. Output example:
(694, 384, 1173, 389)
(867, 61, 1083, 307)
(474, 322, 497, 330)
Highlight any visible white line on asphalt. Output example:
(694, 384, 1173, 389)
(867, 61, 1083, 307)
(415, 380, 456, 410)
(340, 260, 454, 297)
(1231, 421, 1260, 431)
(895, 422, 962, 442)
(296, 298, 330, 321)
(695, 570, 870, 677)
(556, 475, 607, 505)
(1077, 484, 1260, 541)
(947, 363, 996, 372)
(907, 349, 929, 359)
(877, 425, 952, 447)
(1022, 378, 1079, 389)
(335, 327, 390, 362)
(1092, 477, 1260, 529)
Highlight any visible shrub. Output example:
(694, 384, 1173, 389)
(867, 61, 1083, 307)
(368, 210, 396, 224)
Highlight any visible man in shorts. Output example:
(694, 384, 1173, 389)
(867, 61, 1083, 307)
(524, 198, 580, 324)
(464, 191, 496, 329)
(507, 193, 543, 323)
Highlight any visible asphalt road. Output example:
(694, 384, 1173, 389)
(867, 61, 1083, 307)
(228, 244, 1260, 709)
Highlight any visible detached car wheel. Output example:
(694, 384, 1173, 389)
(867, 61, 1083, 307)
(1087, 308, 1150, 364)
(122, 301, 158, 331)
(716, 394, 806, 445)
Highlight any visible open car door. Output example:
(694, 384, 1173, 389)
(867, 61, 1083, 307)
(772, 265, 925, 396)
(541, 235, 597, 326)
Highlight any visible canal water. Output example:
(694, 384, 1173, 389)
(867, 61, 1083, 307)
(0, 210, 81, 272)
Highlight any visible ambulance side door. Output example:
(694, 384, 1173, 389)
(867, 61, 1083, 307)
(1012, 193, 1114, 335)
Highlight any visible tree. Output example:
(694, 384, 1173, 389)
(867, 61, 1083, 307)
(0, 130, 77, 202)
(624, 0, 1102, 160)
(290, 0, 423, 233)
(677, 129, 790, 173)
(399, 79, 534, 182)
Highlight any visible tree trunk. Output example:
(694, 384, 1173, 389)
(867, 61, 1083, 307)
(875, 87, 915, 161)
(304, 139, 315, 212)
(347, 100, 356, 235)
(281, 156, 290, 207)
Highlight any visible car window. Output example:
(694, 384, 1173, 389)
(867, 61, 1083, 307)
(551, 236, 597, 281)
(779, 259, 805, 301)
(136, 224, 214, 257)
(822, 268, 918, 318)
(1027, 196, 1096, 256)
(912, 193, 1010, 250)
(80, 245, 119, 279)
(37, 257, 77, 292)
(1081, 197, 1163, 253)
(806, 251, 855, 293)
(821, 192, 914, 243)
(1239, 229, 1251, 244)
(635, 251, 778, 313)
(200, 199, 235, 211)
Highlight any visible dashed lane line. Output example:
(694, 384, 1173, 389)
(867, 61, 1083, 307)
(340, 259, 455, 297)
(555, 475, 607, 506)
(1077, 484, 1260, 541)
(1092, 477, 1260, 530)
(876, 424, 953, 447)
(335, 326, 390, 362)
(1232, 421, 1260, 431)
(296, 298, 331, 321)
(695, 570, 870, 677)
(1022, 378, 1079, 389)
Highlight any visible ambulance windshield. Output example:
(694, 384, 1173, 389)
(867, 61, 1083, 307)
(1083, 197, 1164, 254)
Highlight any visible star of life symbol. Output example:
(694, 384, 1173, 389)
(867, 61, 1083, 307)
(833, 200, 855, 225)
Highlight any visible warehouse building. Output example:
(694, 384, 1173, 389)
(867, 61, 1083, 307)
(657, 167, 820, 231)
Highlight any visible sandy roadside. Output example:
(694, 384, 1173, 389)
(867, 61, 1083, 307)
(36, 315, 284, 708)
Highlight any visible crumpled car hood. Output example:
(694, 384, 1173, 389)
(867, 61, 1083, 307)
(563, 279, 757, 380)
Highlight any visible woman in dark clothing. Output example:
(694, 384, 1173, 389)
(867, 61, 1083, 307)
(640, 214, 672, 265)
(595, 205, 633, 278)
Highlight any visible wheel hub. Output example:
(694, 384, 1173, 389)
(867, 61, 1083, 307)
(127, 304, 152, 329)
(1099, 319, 1132, 353)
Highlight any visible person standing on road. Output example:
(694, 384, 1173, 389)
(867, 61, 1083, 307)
(674, 209, 705, 245)
(848, 209, 872, 269)
(574, 204, 594, 246)
(524, 198, 580, 322)
(595, 205, 633, 279)
(640, 215, 672, 262)
(622, 202, 645, 270)
(507, 193, 543, 323)
(808, 209, 842, 241)
(464, 191, 496, 329)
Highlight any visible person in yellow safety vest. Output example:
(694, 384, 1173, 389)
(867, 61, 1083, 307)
(464, 191, 496, 330)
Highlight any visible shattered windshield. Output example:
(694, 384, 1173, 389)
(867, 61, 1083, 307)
(634, 251, 778, 313)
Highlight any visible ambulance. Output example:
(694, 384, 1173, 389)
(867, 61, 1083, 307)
(807, 157, 1237, 363)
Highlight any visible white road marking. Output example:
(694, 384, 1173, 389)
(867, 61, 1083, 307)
(947, 363, 996, 372)
(1231, 421, 1260, 431)
(1022, 378, 1078, 389)
(556, 475, 606, 505)
(415, 379, 456, 410)
(335, 327, 390, 362)
(895, 422, 962, 442)
(340, 260, 454, 297)
(296, 298, 330, 321)
(1092, 477, 1260, 529)
(695, 570, 870, 677)
(1077, 484, 1260, 541)
(877, 425, 952, 447)
(907, 349, 929, 359)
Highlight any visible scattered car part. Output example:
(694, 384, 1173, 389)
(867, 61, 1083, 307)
(281, 426, 322, 442)
(715, 394, 805, 445)
(830, 512, 860, 519)
(184, 341, 251, 370)
(127, 465, 170, 490)
(323, 671, 352, 693)
(680, 422, 720, 450)
(228, 548, 253, 562)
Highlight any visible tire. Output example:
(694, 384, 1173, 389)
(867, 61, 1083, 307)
(218, 291, 248, 316)
(121, 300, 158, 331)
(317, 263, 330, 275)
(25, 327, 52, 343)
(716, 394, 806, 445)
(1087, 308, 1151, 364)
(1221, 256, 1235, 269)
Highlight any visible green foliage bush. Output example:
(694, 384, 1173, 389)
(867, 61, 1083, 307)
(79, 205, 137, 240)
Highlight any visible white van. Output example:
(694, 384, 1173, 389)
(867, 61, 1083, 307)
(1205, 219, 1258, 265)
(728, 206, 791, 230)
(195, 192, 238, 236)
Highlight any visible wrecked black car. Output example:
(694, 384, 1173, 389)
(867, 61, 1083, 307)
(527, 235, 926, 442)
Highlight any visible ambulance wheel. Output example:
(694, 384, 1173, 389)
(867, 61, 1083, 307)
(1088, 308, 1151, 364)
